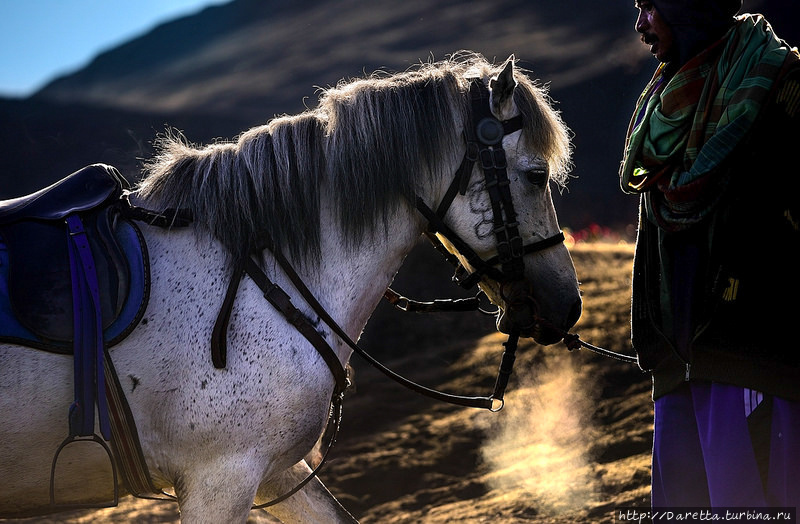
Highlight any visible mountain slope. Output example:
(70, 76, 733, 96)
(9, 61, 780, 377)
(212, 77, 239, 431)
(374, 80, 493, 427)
(4, 0, 795, 230)
(35, 0, 647, 117)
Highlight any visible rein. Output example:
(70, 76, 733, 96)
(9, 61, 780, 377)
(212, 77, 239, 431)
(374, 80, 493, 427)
(562, 332, 638, 363)
(254, 240, 515, 411)
(204, 236, 516, 509)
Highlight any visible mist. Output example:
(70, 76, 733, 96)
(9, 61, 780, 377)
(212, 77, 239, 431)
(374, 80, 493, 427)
(481, 350, 599, 514)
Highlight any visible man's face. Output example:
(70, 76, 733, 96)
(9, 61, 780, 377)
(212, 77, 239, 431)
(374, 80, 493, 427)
(635, 1, 676, 63)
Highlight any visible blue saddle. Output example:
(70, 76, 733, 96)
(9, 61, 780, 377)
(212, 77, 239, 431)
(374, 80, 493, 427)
(0, 164, 149, 353)
(1, 164, 155, 504)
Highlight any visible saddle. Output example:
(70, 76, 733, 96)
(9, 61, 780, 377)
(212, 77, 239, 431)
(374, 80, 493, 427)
(0, 164, 149, 353)
(0, 165, 166, 506)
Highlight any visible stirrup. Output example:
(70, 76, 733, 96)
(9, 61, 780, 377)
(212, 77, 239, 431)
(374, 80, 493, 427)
(49, 433, 119, 510)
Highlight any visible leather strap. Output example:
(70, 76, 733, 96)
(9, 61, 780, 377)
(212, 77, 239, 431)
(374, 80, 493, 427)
(65, 214, 111, 440)
(211, 251, 350, 509)
(416, 79, 562, 290)
(210, 262, 245, 369)
(416, 196, 508, 287)
(251, 392, 343, 509)
(240, 254, 349, 396)
(121, 204, 193, 228)
(383, 288, 481, 313)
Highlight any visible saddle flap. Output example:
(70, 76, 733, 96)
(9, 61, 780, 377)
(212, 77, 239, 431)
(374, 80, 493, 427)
(3, 207, 129, 343)
(0, 164, 149, 350)
(3, 221, 73, 337)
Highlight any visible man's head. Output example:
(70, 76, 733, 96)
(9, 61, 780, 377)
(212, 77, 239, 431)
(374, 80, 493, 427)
(635, 1, 676, 63)
(635, 0, 741, 67)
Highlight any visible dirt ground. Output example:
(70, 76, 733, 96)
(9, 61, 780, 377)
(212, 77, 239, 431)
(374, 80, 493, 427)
(7, 242, 653, 523)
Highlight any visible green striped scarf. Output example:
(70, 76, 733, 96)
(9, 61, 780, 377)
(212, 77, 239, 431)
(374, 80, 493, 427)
(620, 14, 793, 229)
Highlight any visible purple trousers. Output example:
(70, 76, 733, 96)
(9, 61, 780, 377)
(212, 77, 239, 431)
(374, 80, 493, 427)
(653, 381, 800, 508)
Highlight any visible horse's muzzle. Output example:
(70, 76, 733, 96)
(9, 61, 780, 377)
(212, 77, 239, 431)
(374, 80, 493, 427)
(496, 281, 582, 345)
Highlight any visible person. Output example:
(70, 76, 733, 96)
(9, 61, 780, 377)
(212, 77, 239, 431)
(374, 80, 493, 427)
(620, 0, 800, 511)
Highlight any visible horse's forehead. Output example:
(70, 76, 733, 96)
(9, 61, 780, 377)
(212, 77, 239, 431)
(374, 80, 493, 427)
(510, 148, 547, 170)
(501, 131, 542, 164)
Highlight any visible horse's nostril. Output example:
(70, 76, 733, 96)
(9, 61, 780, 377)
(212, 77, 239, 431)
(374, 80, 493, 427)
(566, 298, 582, 328)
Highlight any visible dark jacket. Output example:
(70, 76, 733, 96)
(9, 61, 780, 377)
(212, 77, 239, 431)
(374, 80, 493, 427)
(631, 56, 800, 401)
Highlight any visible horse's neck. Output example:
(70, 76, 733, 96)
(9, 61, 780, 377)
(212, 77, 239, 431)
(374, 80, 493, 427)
(308, 199, 424, 347)
(130, 188, 426, 361)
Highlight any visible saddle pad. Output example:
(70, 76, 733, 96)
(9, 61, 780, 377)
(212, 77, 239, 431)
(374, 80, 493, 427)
(0, 217, 149, 353)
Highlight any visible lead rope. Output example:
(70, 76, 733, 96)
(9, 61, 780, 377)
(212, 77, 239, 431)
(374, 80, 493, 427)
(562, 333, 638, 363)
(524, 312, 638, 363)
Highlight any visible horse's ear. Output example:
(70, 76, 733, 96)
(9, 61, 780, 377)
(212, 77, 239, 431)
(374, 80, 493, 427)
(490, 55, 517, 116)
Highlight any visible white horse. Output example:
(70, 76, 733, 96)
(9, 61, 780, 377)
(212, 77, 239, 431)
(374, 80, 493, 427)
(0, 52, 580, 523)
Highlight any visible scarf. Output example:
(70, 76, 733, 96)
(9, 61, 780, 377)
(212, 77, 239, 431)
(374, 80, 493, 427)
(620, 14, 792, 230)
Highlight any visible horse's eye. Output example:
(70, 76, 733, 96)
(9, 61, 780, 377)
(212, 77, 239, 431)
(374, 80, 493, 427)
(525, 167, 548, 187)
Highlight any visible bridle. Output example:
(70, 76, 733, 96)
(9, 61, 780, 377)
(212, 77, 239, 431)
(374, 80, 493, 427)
(412, 78, 636, 366)
(414, 78, 566, 291)
(209, 77, 570, 408)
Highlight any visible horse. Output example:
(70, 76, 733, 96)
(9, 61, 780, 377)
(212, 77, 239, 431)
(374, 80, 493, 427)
(0, 51, 581, 523)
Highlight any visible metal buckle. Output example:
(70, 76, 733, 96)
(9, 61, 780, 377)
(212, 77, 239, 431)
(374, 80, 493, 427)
(479, 148, 508, 170)
(510, 234, 524, 258)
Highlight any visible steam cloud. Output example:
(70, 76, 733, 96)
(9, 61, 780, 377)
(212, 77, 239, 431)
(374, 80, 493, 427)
(481, 351, 598, 513)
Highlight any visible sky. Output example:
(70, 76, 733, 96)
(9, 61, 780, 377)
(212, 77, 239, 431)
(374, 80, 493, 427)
(0, 0, 230, 98)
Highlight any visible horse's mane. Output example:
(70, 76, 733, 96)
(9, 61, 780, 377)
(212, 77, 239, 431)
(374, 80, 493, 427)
(136, 51, 571, 264)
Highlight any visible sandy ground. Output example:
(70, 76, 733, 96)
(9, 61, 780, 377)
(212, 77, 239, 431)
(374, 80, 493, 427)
(6, 243, 653, 523)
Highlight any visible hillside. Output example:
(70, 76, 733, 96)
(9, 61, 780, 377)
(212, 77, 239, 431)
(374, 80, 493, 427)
(0, 0, 646, 230)
(4, 0, 796, 230)
(34, 0, 644, 117)
(1, 2, 798, 521)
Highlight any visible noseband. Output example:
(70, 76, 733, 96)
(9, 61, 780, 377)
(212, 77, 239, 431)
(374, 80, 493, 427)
(415, 78, 565, 290)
